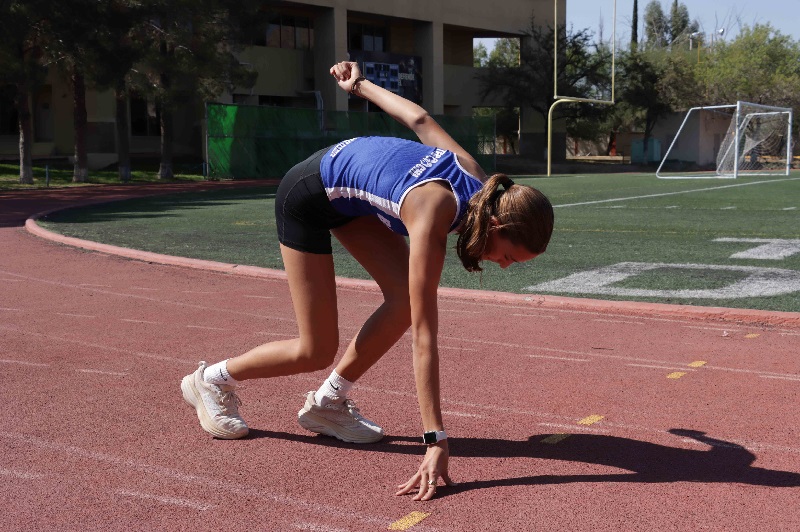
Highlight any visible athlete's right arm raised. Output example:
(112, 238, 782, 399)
(329, 61, 487, 182)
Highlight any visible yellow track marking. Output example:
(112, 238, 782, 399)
(687, 361, 707, 368)
(578, 415, 605, 426)
(667, 372, 687, 379)
(541, 434, 571, 444)
(745, 333, 760, 339)
(388, 512, 431, 530)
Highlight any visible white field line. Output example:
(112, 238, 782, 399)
(186, 325, 227, 331)
(554, 176, 800, 208)
(120, 318, 159, 325)
(593, 318, 646, 325)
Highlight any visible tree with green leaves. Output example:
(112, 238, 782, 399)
(475, 18, 612, 158)
(700, 24, 800, 111)
(0, 1, 48, 184)
(134, 0, 258, 179)
(473, 41, 489, 67)
(644, 1, 668, 49)
(36, 0, 119, 182)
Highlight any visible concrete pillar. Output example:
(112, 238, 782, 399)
(414, 20, 444, 115)
(314, 6, 349, 112)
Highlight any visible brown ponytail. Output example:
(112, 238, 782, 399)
(456, 173, 554, 272)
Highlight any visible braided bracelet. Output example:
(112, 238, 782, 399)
(350, 76, 366, 94)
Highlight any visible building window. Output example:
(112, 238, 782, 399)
(348, 23, 386, 52)
(262, 15, 313, 50)
(130, 97, 160, 136)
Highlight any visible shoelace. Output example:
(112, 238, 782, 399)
(324, 398, 361, 416)
(216, 389, 243, 415)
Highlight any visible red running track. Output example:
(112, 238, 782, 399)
(2, 183, 799, 531)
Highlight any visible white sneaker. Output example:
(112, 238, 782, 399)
(297, 391, 384, 444)
(181, 361, 249, 439)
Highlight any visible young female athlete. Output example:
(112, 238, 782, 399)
(182, 61, 554, 501)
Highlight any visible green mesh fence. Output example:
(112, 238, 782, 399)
(206, 103, 496, 179)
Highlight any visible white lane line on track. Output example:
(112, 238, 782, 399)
(527, 354, 591, 362)
(186, 325, 227, 331)
(0, 278, 22, 282)
(57, 312, 96, 318)
(438, 345, 480, 351)
(0, 270, 295, 323)
(293, 522, 352, 532)
(0, 325, 190, 365)
(627, 364, 698, 372)
(255, 331, 296, 338)
(593, 318, 646, 325)
(115, 489, 214, 511)
(451, 336, 800, 380)
(510, 313, 557, 319)
(0, 358, 50, 367)
(682, 325, 745, 332)
(538, 422, 610, 434)
(129, 287, 159, 291)
(76, 369, 128, 377)
(244, 295, 277, 299)
(0, 307, 22, 311)
(759, 374, 800, 382)
(554, 176, 800, 208)
(441, 410, 485, 418)
(79, 284, 111, 288)
(0, 432, 424, 530)
(0, 468, 46, 480)
(120, 318, 159, 324)
(182, 290, 216, 294)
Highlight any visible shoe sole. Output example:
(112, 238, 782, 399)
(297, 408, 383, 444)
(181, 374, 248, 440)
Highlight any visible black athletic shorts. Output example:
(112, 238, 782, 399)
(275, 147, 358, 254)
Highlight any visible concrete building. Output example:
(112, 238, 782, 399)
(0, 0, 563, 168)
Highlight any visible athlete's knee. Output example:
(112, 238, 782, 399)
(294, 336, 338, 372)
(383, 293, 412, 327)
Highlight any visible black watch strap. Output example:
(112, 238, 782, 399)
(422, 430, 447, 445)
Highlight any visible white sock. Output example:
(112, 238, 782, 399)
(314, 370, 353, 407)
(203, 360, 239, 386)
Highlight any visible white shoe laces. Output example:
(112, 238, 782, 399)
(215, 388, 243, 416)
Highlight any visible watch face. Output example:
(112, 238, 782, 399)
(423, 432, 437, 444)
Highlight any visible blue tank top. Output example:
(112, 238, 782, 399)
(319, 137, 483, 236)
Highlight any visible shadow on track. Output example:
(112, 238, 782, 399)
(248, 428, 800, 495)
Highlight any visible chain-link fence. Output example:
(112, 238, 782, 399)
(206, 103, 495, 180)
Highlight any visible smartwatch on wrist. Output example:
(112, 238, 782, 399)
(422, 430, 447, 445)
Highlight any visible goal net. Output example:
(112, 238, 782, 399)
(656, 101, 793, 179)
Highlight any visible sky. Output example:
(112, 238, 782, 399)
(567, 0, 800, 43)
(477, 0, 800, 49)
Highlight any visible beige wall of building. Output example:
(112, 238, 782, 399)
(1, 0, 564, 163)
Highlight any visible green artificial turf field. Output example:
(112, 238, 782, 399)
(39, 171, 800, 312)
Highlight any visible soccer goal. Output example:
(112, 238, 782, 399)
(656, 101, 793, 179)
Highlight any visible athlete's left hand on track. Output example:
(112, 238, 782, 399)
(395, 440, 456, 501)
